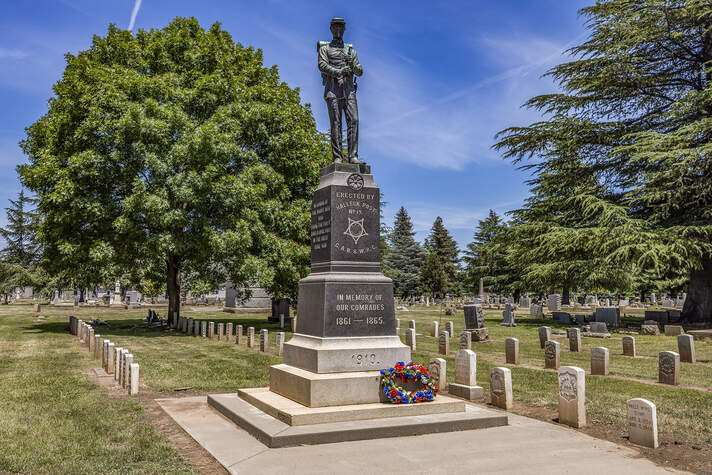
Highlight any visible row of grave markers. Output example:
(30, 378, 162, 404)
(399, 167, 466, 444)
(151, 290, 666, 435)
(426, 349, 659, 449)
(399, 317, 695, 387)
(68, 316, 139, 395)
(537, 326, 695, 385)
(171, 315, 290, 356)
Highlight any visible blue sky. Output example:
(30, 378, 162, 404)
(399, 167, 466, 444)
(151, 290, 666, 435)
(0, 0, 590, 250)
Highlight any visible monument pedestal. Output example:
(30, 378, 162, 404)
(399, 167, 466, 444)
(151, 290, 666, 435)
(265, 163, 411, 408)
(207, 163, 507, 446)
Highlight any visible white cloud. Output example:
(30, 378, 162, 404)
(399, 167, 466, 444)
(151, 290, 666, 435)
(0, 48, 29, 60)
(359, 34, 581, 170)
(128, 0, 142, 31)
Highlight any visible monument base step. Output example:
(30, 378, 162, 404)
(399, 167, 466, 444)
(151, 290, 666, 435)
(207, 393, 507, 448)
(270, 363, 389, 407)
(237, 387, 466, 426)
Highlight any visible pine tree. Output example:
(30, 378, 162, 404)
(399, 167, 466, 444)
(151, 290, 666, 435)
(383, 207, 426, 298)
(424, 216, 459, 286)
(419, 251, 449, 298)
(463, 210, 508, 294)
(0, 190, 40, 267)
(495, 0, 712, 320)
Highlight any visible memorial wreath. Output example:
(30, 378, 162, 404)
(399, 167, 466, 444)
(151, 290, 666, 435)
(380, 361, 438, 404)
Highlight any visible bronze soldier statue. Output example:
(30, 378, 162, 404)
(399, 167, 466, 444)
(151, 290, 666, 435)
(318, 18, 363, 164)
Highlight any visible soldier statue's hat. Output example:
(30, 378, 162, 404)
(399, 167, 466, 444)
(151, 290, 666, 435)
(330, 17, 345, 26)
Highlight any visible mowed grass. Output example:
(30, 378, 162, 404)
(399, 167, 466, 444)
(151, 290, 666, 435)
(84, 311, 283, 391)
(0, 305, 192, 474)
(2, 301, 711, 473)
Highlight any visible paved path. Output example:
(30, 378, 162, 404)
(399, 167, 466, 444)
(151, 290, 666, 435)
(158, 396, 685, 474)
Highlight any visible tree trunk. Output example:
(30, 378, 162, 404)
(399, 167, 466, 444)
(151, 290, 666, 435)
(562, 284, 570, 305)
(167, 256, 181, 326)
(681, 258, 712, 323)
(513, 289, 521, 302)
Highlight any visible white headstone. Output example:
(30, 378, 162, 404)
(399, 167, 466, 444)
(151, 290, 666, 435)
(276, 331, 285, 356)
(627, 398, 658, 448)
(429, 357, 447, 392)
(505, 337, 519, 365)
(490, 367, 513, 410)
(129, 363, 140, 396)
(558, 366, 586, 428)
(260, 329, 269, 352)
(406, 328, 416, 350)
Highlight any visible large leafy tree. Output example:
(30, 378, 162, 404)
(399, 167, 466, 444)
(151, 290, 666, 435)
(383, 207, 426, 298)
(19, 18, 330, 323)
(496, 0, 712, 322)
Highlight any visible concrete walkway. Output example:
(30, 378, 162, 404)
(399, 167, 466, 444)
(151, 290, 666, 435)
(158, 396, 685, 474)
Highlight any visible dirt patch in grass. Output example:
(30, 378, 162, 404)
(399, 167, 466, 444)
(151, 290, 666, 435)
(85, 367, 227, 475)
(492, 398, 712, 473)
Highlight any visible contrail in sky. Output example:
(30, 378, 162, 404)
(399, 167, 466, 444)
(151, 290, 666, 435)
(128, 0, 142, 31)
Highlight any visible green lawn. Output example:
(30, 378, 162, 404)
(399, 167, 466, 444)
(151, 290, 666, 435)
(1, 302, 710, 474)
(0, 305, 193, 474)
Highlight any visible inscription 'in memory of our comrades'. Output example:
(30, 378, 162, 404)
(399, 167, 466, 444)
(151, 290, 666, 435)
(335, 293, 386, 326)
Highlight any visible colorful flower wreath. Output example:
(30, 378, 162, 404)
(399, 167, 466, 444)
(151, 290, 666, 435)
(380, 361, 438, 404)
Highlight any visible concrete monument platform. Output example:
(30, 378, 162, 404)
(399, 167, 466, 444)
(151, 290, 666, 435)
(230, 387, 467, 425)
(192, 393, 507, 448)
(157, 396, 679, 474)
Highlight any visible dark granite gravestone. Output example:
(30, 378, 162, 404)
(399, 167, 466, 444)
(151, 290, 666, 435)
(464, 303, 485, 329)
(593, 307, 620, 328)
(269, 297, 292, 323)
(667, 309, 682, 324)
(644, 310, 669, 326)
(574, 314, 587, 324)
(552, 312, 573, 325)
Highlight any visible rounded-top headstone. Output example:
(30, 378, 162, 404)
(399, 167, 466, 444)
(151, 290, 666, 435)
(454, 349, 476, 386)
(558, 366, 586, 428)
(627, 398, 658, 448)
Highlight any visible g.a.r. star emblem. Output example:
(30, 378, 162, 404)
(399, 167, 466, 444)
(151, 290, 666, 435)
(343, 217, 368, 245)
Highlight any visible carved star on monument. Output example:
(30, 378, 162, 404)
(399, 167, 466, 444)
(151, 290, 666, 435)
(344, 217, 368, 245)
